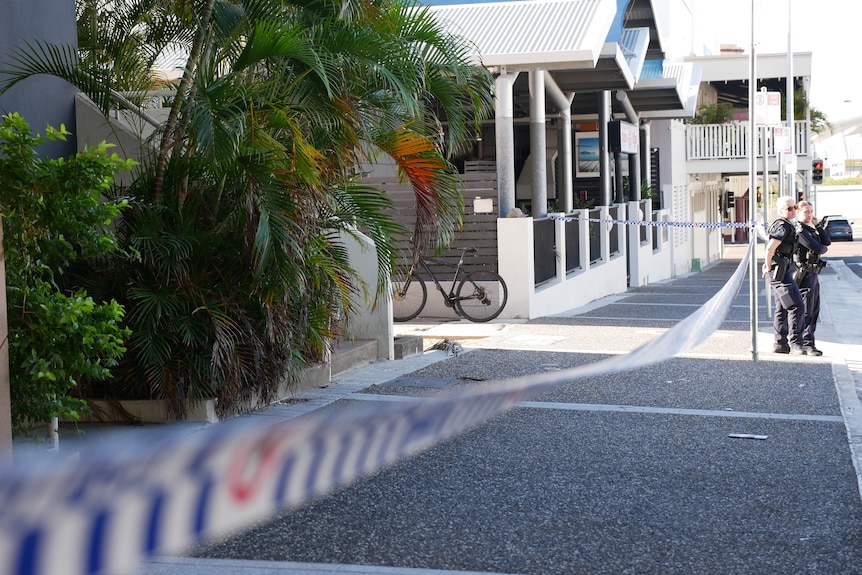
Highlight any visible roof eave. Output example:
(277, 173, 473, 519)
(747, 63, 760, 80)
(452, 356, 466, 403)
(484, 49, 600, 71)
(640, 65, 702, 119)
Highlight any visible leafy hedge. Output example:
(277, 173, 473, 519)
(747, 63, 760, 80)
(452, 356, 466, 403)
(0, 113, 133, 434)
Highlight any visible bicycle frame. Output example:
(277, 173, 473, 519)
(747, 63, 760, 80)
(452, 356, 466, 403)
(393, 246, 507, 323)
(412, 252, 470, 307)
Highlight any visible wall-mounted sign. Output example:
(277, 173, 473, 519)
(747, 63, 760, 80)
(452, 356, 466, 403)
(473, 197, 494, 214)
(609, 121, 639, 155)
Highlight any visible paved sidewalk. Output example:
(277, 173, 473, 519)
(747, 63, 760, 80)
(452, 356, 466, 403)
(140, 260, 862, 575)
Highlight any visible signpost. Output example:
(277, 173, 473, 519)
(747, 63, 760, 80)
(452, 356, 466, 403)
(754, 90, 781, 127)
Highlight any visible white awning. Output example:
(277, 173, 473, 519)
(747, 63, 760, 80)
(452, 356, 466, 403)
(427, 0, 617, 70)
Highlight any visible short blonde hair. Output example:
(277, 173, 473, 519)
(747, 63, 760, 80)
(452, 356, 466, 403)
(776, 195, 795, 211)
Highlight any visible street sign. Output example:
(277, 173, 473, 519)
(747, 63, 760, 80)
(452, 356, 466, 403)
(755, 90, 781, 127)
(774, 126, 793, 154)
(609, 121, 639, 154)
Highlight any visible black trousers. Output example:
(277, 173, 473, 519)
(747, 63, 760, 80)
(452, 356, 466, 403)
(770, 270, 804, 348)
(797, 272, 822, 349)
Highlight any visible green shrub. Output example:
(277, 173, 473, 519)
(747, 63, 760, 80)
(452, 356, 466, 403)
(0, 113, 133, 434)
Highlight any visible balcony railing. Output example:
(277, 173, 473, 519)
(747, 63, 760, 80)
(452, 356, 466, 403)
(686, 120, 809, 161)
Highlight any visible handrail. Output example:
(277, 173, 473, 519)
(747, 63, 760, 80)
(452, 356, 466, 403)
(111, 89, 176, 129)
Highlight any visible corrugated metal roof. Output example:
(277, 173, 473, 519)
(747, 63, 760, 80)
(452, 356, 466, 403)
(428, 0, 617, 69)
(618, 27, 649, 80)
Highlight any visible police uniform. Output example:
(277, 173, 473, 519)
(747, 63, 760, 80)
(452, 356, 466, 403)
(767, 216, 804, 351)
(794, 222, 830, 355)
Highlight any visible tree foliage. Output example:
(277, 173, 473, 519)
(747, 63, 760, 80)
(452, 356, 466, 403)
(0, 0, 494, 419)
(0, 113, 133, 433)
(784, 87, 830, 135)
(691, 102, 735, 125)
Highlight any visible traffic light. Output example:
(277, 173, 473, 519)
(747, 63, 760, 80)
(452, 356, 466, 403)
(798, 190, 805, 203)
(726, 191, 735, 208)
(756, 189, 762, 204)
(812, 159, 824, 185)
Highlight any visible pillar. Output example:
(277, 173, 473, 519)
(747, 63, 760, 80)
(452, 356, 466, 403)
(495, 71, 517, 217)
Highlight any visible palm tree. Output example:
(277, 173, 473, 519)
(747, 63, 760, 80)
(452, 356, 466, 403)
(0, 0, 494, 418)
(784, 87, 831, 135)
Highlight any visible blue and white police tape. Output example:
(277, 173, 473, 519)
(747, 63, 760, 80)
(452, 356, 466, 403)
(549, 214, 756, 229)
(0, 249, 751, 575)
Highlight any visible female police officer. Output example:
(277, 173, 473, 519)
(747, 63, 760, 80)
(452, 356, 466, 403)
(793, 201, 830, 356)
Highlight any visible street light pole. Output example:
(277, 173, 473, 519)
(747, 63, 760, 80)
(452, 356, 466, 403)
(787, 0, 795, 199)
(748, 0, 759, 361)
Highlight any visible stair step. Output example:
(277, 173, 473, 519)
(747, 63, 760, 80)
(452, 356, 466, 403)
(394, 335, 424, 359)
(331, 339, 378, 376)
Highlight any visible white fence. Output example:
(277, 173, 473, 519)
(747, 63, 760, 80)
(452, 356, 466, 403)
(687, 120, 810, 160)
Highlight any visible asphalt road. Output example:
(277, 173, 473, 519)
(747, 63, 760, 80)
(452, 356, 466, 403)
(184, 256, 862, 575)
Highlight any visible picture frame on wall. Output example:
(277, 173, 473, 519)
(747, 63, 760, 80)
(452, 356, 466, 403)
(575, 132, 600, 178)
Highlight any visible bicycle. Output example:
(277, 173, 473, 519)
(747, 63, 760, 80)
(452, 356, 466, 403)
(391, 247, 508, 323)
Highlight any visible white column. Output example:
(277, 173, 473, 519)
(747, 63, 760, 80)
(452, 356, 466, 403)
(529, 70, 547, 218)
(544, 72, 574, 214)
(599, 91, 612, 206)
(495, 71, 517, 217)
(640, 121, 651, 191)
(559, 103, 573, 213)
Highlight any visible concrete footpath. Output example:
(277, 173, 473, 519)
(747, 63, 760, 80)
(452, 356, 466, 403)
(140, 253, 862, 575)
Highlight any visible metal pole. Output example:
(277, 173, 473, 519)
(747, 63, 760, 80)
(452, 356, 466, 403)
(787, 0, 795, 198)
(762, 121, 772, 321)
(748, 0, 759, 361)
(778, 151, 784, 199)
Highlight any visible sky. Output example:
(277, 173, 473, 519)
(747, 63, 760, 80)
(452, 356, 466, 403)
(694, 0, 862, 124)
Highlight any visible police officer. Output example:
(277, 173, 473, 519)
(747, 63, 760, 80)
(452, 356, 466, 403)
(793, 201, 830, 356)
(761, 196, 804, 354)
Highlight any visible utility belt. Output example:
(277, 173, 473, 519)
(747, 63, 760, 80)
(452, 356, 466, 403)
(793, 250, 826, 275)
(771, 254, 791, 282)
(793, 259, 827, 286)
(796, 252, 826, 275)
(803, 259, 827, 275)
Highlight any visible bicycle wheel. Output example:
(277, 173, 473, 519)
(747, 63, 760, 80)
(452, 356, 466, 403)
(455, 269, 508, 322)
(392, 269, 427, 322)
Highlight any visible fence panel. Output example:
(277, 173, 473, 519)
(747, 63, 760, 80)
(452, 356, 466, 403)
(564, 216, 580, 273)
(609, 205, 620, 256)
(589, 208, 601, 263)
(638, 200, 649, 244)
(367, 171, 500, 278)
(533, 218, 556, 285)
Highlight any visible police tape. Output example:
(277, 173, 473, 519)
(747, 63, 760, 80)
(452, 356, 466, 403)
(0, 249, 752, 575)
(549, 214, 756, 229)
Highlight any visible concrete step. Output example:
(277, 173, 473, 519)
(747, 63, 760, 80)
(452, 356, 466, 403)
(331, 339, 378, 376)
(394, 335, 423, 359)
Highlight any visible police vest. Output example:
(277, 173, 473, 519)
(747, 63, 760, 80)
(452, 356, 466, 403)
(768, 217, 797, 257)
